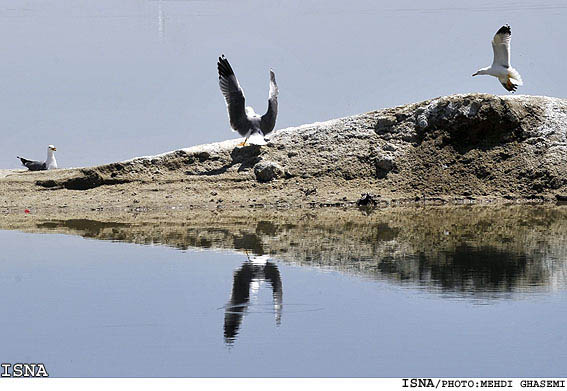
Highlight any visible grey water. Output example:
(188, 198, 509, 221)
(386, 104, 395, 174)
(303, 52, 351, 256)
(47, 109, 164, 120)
(2, 0, 567, 169)
(1, 207, 567, 377)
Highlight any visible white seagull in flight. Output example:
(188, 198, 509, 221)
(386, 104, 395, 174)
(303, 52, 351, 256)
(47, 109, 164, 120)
(473, 24, 523, 92)
(217, 55, 278, 146)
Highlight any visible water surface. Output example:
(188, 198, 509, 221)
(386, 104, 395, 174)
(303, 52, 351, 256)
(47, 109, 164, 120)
(1, 206, 566, 377)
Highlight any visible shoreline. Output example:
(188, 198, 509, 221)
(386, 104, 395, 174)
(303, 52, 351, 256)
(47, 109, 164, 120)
(2, 93, 567, 215)
(2, 204, 566, 292)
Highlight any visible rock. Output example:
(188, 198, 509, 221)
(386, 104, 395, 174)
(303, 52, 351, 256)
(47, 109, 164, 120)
(357, 193, 379, 207)
(375, 155, 395, 179)
(374, 116, 397, 134)
(36, 169, 130, 191)
(197, 152, 210, 161)
(300, 187, 317, 196)
(254, 161, 285, 182)
(382, 143, 397, 152)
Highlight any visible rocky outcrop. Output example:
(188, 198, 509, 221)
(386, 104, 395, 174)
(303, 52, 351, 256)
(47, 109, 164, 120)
(2, 94, 567, 211)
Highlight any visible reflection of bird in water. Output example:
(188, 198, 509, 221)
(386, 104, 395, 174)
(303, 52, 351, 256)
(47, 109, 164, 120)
(224, 254, 282, 345)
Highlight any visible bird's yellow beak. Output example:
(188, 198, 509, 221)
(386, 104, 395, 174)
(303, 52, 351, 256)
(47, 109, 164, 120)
(52, 147, 57, 151)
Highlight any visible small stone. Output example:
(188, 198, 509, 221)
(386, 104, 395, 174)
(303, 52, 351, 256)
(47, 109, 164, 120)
(357, 193, 379, 207)
(382, 143, 397, 152)
(374, 116, 397, 134)
(417, 114, 428, 129)
(197, 151, 210, 161)
(375, 155, 395, 179)
(254, 161, 285, 182)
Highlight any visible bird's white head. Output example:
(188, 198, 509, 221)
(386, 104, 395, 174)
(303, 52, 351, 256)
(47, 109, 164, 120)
(472, 67, 490, 77)
(46, 144, 58, 169)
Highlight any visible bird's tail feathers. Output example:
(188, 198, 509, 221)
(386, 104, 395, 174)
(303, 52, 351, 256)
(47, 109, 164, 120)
(248, 131, 267, 146)
(508, 68, 523, 86)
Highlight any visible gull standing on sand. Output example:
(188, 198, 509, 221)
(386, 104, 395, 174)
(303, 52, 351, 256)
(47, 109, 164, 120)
(17, 145, 58, 171)
(473, 24, 523, 92)
(217, 55, 278, 146)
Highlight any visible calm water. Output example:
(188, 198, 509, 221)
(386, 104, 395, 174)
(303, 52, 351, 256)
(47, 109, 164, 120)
(2, 0, 567, 169)
(1, 206, 566, 377)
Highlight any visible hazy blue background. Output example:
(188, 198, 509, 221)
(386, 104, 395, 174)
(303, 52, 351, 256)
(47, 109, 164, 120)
(2, 0, 566, 169)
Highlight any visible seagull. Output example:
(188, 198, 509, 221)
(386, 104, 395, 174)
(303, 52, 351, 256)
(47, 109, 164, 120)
(223, 254, 282, 344)
(17, 145, 58, 171)
(217, 55, 278, 146)
(473, 24, 523, 92)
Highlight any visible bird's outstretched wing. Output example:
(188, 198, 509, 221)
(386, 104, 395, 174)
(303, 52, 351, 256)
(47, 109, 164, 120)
(17, 157, 46, 171)
(223, 262, 254, 344)
(263, 261, 283, 325)
(217, 55, 249, 135)
(260, 69, 278, 136)
(492, 24, 512, 68)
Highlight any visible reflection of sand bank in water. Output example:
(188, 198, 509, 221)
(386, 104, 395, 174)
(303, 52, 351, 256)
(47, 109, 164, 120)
(3, 205, 567, 296)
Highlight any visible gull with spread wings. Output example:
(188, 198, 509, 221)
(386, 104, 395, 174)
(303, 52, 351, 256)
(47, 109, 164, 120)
(217, 55, 278, 146)
(473, 24, 523, 92)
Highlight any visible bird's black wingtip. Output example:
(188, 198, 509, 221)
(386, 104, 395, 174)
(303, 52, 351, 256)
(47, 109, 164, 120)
(501, 81, 518, 92)
(497, 24, 511, 35)
(217, 55, 234, 77)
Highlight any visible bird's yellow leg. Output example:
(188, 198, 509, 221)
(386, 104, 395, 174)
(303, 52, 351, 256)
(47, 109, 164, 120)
(238, 135, 250, 147)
